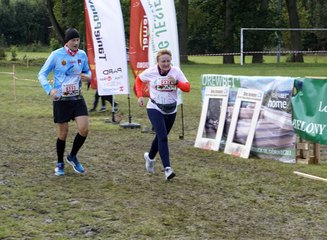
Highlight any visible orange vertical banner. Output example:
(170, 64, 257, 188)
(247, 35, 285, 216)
(129, 0, 149, 96)
(84, 0, 97, 89)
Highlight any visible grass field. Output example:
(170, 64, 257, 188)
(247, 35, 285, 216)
(1, 58, 327, 239)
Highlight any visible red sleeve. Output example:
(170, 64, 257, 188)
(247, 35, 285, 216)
(135, 75, 143, 97)
(177, 81, 190, 92)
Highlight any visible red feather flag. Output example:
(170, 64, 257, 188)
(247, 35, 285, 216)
(129, 0, 149, 97)
(84, 0, 97, 89)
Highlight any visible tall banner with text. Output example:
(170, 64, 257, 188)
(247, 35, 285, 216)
(84, 0, 129, 95)
(129, 0, 149, 78)
(140, 0, 182, 103)
(140, 0, 180, 67)
(129, 0, 150, 97)
(292, 78, 327, 145)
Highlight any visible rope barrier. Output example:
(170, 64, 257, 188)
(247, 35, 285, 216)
(0, 65, 40, 101)
(13, 76, 38, 82)
(186, 50, 327, 57)
(0, 72, 14, 75)
(244, 50, 327, 55)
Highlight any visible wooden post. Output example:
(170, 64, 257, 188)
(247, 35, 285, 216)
(312, 143, 320, 164)
(294, 171, 327, 183)
(13, 64, 16, 102)
(296, 138, 319, 164)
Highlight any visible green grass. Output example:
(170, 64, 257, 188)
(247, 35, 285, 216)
(1, 60, 327, 239)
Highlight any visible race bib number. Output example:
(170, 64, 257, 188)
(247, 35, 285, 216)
(155, 77, 177, 91)
(61, 82, 79, 97)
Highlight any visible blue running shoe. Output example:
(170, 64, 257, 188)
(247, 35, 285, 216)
(55, 162, 64, 176)
(66, 155, 85, 173)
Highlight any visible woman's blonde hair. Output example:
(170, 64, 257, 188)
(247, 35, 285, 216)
(156, 49, 172, 63)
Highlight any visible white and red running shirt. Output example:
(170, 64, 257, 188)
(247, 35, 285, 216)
(136, 65, 190, 114)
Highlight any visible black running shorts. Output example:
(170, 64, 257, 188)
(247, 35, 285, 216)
(53, 99, 88, 123)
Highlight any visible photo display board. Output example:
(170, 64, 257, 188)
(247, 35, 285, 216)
(224, 88, 263, 158)
(195, 87, 229, 151)
(200, 75, 296, 163)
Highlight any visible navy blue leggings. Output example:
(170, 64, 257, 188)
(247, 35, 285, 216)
(147, 109, 177, 168)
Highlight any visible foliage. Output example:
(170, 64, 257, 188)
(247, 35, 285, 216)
(0, 48, 6, 60)
(187, 0, 224, 54)
(301, 0, 327, 50)
(52, 0, 84, 38)
(237, 1, 278, 53)
(0, 34, 6, 60)
(10, 45, 17, 61)
(121, 0, 131, 42)
(49, 38, 61, 51)
(0, 33, 6, 48)
(50, 0, 130, 47)
(0, 0, 50, 46)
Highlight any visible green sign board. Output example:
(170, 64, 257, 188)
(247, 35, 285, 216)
(292, 78, 327, 145)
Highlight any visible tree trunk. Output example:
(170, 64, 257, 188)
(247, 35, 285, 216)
(223, 0, 234, 64)
(46, 0, 64, 45)
(252, 0, 269, 63)
(285, 0, 304, 62)
(177, 0, 188, 63)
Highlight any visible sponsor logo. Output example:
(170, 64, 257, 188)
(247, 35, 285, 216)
(140, 15, 149, 51)
(103, 68, 122, 75)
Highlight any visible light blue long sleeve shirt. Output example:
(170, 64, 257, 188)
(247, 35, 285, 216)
(38, 47, 91, 99)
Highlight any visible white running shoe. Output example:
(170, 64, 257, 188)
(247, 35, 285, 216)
(144, 152, 155, 173)
(164, 167, 175, 180)
(98, 106, 107, 112)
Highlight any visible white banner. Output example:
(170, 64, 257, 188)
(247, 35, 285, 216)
(140, 0, 180, 68)
(140, 0, 182, 104)
(85, 0, 129, 95)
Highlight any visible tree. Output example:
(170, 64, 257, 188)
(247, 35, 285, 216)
(45, 0, 131, 49)
(177, 0, 188, 63)
(46, 0, 64, 44)
(2, 0, 325, 60)
(0, 0, 11, 46)
(188, 0, 223, 55)
(223, 0, 235, 64)
(0, 0, 50, 46)
(301, 0, 327, 51)
(251, 0, 269, 63)
(285, 0, 304, 62)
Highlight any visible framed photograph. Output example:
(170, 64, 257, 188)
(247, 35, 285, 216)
(224, 88, 263, 158)
(194, 87, 229, 151)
